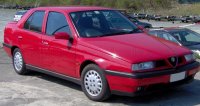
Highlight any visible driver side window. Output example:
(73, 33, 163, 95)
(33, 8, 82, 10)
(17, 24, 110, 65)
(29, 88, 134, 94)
(46, 12, 71, 36)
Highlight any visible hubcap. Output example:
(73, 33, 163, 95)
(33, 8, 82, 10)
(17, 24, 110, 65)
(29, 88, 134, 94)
(14, 52, 23, 71)
(84, 70, 103, 96)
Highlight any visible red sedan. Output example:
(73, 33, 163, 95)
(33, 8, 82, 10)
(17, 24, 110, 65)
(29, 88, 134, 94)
(3, 7, 200, 101)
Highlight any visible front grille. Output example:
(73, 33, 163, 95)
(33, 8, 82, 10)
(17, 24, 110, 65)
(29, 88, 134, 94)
(168, 57, 178, 67)
(178, 56, 184, 64)
(167, 55, 187, 68)
(155, 60, 166, 67)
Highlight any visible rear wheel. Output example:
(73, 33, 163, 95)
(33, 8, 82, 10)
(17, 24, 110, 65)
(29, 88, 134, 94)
(12, 48, 28, 75)
(81, 64, 111, 101)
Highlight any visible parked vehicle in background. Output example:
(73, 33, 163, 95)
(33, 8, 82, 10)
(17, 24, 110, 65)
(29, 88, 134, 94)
(125, 14, 152, 28)
(176, 16, 183, 21)
(148, 28, 200, 59)
(3, 7, 200, 101)
(22, 6, 33, 10)
(13, 10, 27, 21)
(154, 15, 162, 21)
(193, 16, 200, 23)
(119, 12, 152, 28)
(138, 13, 146, 19)
(166, 16, 177, 21)
(146, 14, 154, 20)
(2, 5, 10, 9)
(117, 9, 127, 15)
(130, 13, 138, 18)
(0, 5, 3, 8)
(181, 16, 193, 23)
(2, 4, 16, 9)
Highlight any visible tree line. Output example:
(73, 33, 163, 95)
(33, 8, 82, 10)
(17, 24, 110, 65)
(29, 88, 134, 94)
(0, 0, 178, 11)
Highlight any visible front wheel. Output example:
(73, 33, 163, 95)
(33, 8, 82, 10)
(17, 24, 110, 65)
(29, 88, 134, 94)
(81, 64, 111, 101)
(12, 48, 29, 75)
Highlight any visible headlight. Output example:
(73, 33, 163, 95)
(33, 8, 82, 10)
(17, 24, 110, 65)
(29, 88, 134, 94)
(184, 54, 195, 62)
(132, 61, 155, 71)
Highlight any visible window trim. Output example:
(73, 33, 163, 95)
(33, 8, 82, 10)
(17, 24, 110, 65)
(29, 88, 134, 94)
(45, 11, 72, 37)
(23, 10, 45, 34)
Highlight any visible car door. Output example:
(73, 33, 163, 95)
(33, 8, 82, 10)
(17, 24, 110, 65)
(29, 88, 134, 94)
(18, 11, 45, 67)
(41, 11, 77, 77)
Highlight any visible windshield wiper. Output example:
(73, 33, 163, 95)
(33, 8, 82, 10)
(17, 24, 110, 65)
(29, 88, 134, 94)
(101, 32, 129, 37)
(126, 28, 141, 34)
(98, 28, 141, 37)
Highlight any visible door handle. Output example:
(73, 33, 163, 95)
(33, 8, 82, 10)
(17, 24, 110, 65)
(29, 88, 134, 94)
(18, 36, 23, 39)
(42, 41, 49, 45)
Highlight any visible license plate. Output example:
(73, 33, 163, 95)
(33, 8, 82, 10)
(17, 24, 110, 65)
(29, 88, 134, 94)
(170, 72, 186, 82)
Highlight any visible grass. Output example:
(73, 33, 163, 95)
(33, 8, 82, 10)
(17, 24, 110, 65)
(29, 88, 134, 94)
(155, 3, 200, 16)
(133, 3, 200, 16)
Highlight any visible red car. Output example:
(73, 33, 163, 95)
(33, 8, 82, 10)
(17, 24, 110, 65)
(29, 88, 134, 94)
(3, 7, 200, 101)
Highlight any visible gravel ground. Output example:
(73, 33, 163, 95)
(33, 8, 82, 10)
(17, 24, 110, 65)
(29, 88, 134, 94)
(0, 9, 200, 106)
(0, 48, 199, 106)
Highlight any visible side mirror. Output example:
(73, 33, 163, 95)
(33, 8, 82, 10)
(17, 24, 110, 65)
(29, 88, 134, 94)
(138, 26, 149, 33)
(54, 32, 70, 40)
(138, 26, 145, 30)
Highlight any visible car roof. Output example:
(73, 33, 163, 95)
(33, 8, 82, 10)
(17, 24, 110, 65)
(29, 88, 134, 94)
(33, 6, 113, 13)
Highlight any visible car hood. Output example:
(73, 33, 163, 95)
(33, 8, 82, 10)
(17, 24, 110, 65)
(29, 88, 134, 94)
(79, 33, 190, 63)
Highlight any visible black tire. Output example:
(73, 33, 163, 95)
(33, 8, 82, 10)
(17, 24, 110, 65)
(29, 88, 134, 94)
(12, 48, 28, 75)
(81, 64, 111, 101)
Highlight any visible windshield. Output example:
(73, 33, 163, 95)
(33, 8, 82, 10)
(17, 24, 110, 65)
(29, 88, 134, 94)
(169, 29, 200, 46)
(70, 10, 141, 38)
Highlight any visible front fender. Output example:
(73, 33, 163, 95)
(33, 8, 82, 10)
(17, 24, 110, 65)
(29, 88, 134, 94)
(75, 44, 132, 78)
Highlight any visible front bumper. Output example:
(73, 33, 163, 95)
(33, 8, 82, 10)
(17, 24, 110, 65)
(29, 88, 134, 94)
(111, 75, 195, 97)
(105, 61, 200, 96)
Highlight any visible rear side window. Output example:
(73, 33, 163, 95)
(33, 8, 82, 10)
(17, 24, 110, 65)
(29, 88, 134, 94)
(24, 11, 45, 32)
(46, 12, 71, 36)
